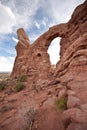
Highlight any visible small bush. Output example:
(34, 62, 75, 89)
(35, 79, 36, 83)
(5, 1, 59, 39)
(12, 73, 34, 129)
(55, 97, 67, 111)
(0, 81, 7, 91)
(23, 107, 37, 130)
(14, 83, 25, 92)
(18, 75, 27, 82)
(32, 82, 42, 92)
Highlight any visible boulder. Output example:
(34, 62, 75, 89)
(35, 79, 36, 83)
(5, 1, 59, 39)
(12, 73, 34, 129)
(67, 95, 81, 108)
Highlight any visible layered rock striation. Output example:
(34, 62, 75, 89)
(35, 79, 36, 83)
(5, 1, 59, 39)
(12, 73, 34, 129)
(11, 1, 87, 130)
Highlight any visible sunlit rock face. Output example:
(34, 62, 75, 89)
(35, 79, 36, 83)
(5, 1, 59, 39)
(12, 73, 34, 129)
(55, 1, 87, 130)
(11, 22, 68, 81)
(11, 0, 87, 82)
(11, 1, 87, 129)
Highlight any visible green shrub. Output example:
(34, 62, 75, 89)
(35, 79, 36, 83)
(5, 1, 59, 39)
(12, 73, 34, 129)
(14, 83, 25, 92)
(0, 81, 7, 91)
(18, 75, 27, 82)
(55, 97, 67, 111)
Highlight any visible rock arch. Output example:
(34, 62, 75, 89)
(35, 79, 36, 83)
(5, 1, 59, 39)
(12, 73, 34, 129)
(11, 23, 68, 79)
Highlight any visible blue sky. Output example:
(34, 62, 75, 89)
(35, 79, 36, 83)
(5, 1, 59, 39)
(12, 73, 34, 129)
(0, 0, 85, 72)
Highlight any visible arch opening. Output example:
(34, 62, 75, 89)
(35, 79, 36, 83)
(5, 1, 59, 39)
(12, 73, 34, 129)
(47, 37, 61, 67)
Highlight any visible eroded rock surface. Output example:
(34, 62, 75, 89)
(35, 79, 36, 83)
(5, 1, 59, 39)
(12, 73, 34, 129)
(55, 1, 87, 129)
(5, 0, 87, 129)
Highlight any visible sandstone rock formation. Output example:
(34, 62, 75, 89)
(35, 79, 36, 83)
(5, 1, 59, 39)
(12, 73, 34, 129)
(7, 0, 87, 129)
(55, 1, 87, 129)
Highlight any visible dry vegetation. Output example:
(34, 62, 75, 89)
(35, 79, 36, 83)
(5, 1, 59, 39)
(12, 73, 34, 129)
(0, 73, 26, 93)
(0, 72, 10, 81)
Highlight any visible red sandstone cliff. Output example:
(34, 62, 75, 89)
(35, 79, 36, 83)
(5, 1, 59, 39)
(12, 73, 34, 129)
(0, 1, 87, 130)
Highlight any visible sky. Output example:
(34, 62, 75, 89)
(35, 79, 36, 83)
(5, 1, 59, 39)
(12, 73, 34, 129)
(0, 0, 85, 72)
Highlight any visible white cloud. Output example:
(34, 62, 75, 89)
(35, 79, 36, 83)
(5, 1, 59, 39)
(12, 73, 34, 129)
(47, 37, 61, 65)
(0, 2, 16, 34)
(42, 17, 48, 27)
(0, 0, 85, 34)
(44, 0, 85, 23)
(1, 0, 41, 30)
(12, 37, 18, 43)
(0, 56, 15, 72)
(0, 0, 41, 34)
(0, 0, 85, 72)
(35, 21, 40, 29)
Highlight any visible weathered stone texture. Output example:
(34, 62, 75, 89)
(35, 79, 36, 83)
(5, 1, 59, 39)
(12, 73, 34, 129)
(10, 1, 87, 130)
